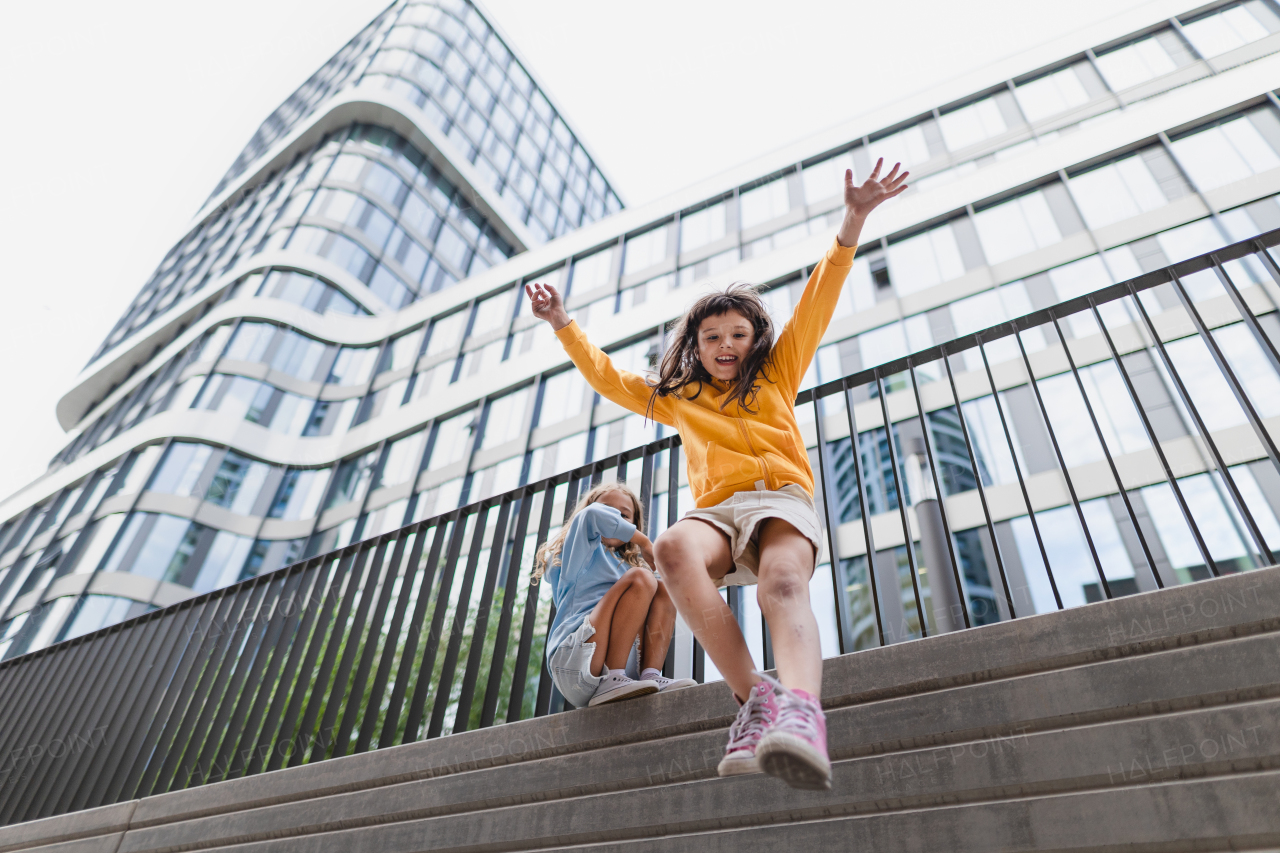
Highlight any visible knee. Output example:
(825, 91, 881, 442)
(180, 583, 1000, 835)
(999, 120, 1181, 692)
(653, 531, 691, 575)
(624, 565, 658, 596)
(758, 567, 810, 610)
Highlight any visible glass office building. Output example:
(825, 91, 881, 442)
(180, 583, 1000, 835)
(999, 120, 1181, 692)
(3, 0, 1280, 663)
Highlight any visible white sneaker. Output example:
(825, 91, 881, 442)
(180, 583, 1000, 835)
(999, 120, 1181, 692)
(650, 673, 697, 692)
(588, 668, 659, 706)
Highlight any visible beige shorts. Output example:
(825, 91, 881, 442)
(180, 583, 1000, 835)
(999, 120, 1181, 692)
(682, 484, 823, 588)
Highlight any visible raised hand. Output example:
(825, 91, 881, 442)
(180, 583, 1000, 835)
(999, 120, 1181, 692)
(524, 282, 571, 330)
(837, 159, 908, 248)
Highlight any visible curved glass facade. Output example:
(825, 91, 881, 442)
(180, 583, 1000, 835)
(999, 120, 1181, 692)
(5, 0, 1280, 660)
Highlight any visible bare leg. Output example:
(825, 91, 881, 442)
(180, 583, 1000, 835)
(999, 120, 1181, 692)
(654, 520, 757, 700)
(587, 566, 658, 675)
(640, 579, 677, 671)
(755, 518, 822, 696)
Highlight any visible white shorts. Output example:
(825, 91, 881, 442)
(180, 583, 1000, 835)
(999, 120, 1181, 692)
(547, 617, 642, 709)
(681, 484, 823, 588)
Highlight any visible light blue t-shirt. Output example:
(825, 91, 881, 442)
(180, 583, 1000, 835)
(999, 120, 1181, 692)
(543, 503, 638, 659)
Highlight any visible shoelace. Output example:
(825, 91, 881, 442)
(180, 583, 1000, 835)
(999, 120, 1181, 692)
(727, 686, 774, 746)
(753, 671, 820, 742)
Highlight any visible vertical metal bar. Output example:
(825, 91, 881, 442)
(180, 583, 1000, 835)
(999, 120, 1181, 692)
(403, 510, 470, 742)
(316, 539, 390, 761)
(1013, 329, 1112, 599)
(842, 383, 886, 646)
(77, 603, 200, 811)
(212, 568, 309, 781)
(287, 546, 371, 768)
(1128, 283, 1273, 567)
(356, 528, 424, 754)
(1167, 270, 1280, 559)
(35, 617, 157, 819)
(378, 519, 448, 749)
(1050, 317, 1163, 589)
(811, 395, 851, 653)
(979, 342, 1064, 610)
(3, 628, 120, 823)
(266, 552, 351, 773)
(1212, 255, 1280, 378)
(876, 374, 929, 636)
(334, 533, 406, 757)
(0, 640, 79, 814)
(908, 365, 972, 628)
(228, 560, 326, 778)
(124, 590, 236, 798)
(453, 497, 514, 733)
(170, 581, 273, 791)
(480, 489, 534, 728)
(1091, 300, 1218, 578)
(508, 480, 557, 723)
(941, 357, 1017, 619)
(190, 574, 292, 786)
(431, 503, 491, 737)
(542, 474, 586, 714)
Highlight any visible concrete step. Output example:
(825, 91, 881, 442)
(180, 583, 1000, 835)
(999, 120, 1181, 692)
(1, 567, 1276, 853)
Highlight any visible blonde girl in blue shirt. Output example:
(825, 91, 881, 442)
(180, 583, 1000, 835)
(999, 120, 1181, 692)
(535, 482, 697, 707)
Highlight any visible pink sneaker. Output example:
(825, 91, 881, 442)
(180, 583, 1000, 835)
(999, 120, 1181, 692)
(715, 678, 778, 777)
(755, 674, 831, 790)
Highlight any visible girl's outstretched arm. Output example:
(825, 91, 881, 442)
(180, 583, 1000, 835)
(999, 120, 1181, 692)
(772, 161, 909, 392)
(525, 282, 678, 426)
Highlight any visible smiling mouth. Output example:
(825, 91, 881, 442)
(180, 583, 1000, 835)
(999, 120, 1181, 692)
(715, 356, 738, 366)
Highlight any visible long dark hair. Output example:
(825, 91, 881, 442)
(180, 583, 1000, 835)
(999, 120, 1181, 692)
(647, 283, 775, 417)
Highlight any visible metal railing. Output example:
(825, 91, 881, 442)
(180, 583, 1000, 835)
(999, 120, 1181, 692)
(2, 227, 1279, 826)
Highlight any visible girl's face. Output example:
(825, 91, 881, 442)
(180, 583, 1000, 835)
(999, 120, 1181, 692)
(697, 310, 755, 383)
(596, 490, 636, 548)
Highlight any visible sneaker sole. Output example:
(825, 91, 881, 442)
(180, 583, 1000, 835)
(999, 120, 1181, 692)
(657, 678, 698, 692)
(716, 754, 761, 777)
(588, 682, 659, 706)
(756, 732, 832, 790)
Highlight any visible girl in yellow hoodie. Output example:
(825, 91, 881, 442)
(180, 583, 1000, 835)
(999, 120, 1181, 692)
(526, 161, 907, 790)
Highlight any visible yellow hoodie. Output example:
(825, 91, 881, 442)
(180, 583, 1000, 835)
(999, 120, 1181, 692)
(554, 238, 856, 508)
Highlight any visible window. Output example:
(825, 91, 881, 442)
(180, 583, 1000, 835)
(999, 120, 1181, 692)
(801, 149, 857, 204)
(379, 431, 427, 487)
(538, 370, 588, 426)
(739, 178, 791, 229)
(1169, 110, 1280, 191)
(205, 452, 271, 515)
(1180, 2, 1277, 58)
(1093, 37, 1177, 91)
(223, 322, 275, 363)
(679, 202, 729, 252)
(380, 328, 424, 373)
(268, 468, 331, 520)
(949, 281, 1044, 370)
(270, 330, 326, 380)
(191, 532, 254, 593)
(327, 451, 379, 510)
(623, 225, 670, 274)
(857, 316, 932, 368)
(973, 190, 1062, 264)
(938, 97, 1008, 151)
(571, 246, 615, 292)
(868, 124, 930, 170)
(886, 223, 965, 296)
(426, 410, 476, 471)
(148, 443, 214, 496)
(1068, 152, 1168, 228)
(61, 596, 148, 642)
(425, 310, 467, 356)
(327, 346, 379, 386)
(1015, 65, 1092, 123)
(470, 289, 515, 338)
(481, 387, 533, 449)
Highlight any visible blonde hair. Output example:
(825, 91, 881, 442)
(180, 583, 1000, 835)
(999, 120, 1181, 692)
(532, 482, 647, 582)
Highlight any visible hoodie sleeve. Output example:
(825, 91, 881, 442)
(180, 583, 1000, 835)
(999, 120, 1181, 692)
(554, 320, 678, 427)
(769, 239, 857, 397)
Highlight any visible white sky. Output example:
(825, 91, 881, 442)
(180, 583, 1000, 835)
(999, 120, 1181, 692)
(0, 0, 1164, 503)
